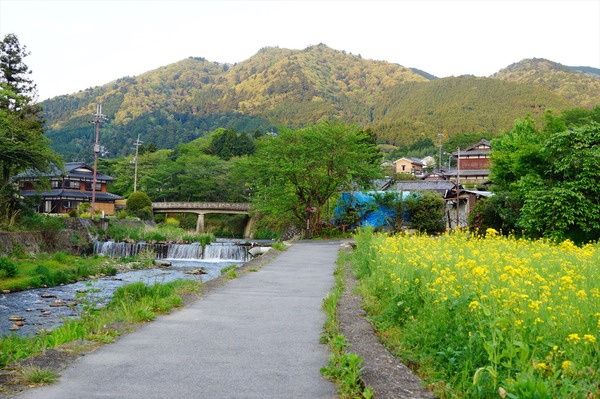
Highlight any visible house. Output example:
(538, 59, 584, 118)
(393, 157, 425, 176)
(421, 156, 436, 169)
(449, 139, 492, 184)
(15, 162, 122, 216)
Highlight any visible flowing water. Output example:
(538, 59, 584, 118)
(0, 241, 249, 337)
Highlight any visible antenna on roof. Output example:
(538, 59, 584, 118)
(90, 103, 107, 220)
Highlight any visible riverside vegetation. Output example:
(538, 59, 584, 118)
(350, 228, 599, 398)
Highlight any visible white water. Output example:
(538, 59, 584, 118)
(94, 241, 249, 262)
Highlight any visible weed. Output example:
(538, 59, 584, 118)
(17, 366, 58, 385)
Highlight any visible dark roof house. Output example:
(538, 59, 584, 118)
(15, 162, 122, 215)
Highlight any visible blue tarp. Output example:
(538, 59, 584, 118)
(333, 191, 411, 230)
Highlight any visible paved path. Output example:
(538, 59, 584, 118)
(18, 241, 340, 399)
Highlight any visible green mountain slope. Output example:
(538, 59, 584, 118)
(491, 58, 600, 107)
(372, 76, 572, 145)
(40, 47, 598, 161)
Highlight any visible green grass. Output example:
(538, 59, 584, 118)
(17, 366, 59, 385)
(0, 279, 200, 369)
(320, 250, 374, 399)
(0, 253, 126, 292)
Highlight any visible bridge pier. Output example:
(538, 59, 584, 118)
(195, 213, 205, 233)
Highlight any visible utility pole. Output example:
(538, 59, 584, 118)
(132, 135, 143, 192)
(90, 104, 107, 220)
(456, 146, 460, 229)
(437, 133, 444, 171)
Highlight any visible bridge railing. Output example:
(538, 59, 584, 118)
(151, 202, 251, 212)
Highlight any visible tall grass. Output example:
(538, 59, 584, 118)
(352, 228, 599, 398)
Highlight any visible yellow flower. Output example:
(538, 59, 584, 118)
(486, 228, 499, 237)
(468, 301, 480, 310)
(567, 333, 581, 344)
(562, 360, 572, 371)
(583, 334, 596, 344)
(536, 362, 548, 371)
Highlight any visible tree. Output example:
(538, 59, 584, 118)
(404, 191, 446, 234)
(207, 127, 255, 160)
(1, 34, 61, 226)
(490, 114, 600, 243)
(246, 121, 381, 236)
(516, 122, 600, 242)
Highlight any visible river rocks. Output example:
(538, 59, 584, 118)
(156, 260, 172, 268)
(49, 300, 67, 307)
(8, 315, 24, 321)
(2, 289, 10, 294)
(15, 321, 24, 327)
(40, 293, 58, 299)
(184, 268, 207, 275)
(9, 324, 19, 331)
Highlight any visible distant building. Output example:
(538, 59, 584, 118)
(393, 157, 425, 176)
(15, 162, 122, 215)
(449, 139, 492, 184)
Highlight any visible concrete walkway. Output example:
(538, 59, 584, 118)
(18, 241, 340, 399)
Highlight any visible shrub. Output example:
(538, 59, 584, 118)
(0, 258, 18, 278)
(404, 191, 445, 234)
(126, 192, 152, 214)
(468, 192, 521, 236)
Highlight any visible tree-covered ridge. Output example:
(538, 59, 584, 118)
(43, 44, 426, 130)
(371, 76, 571, 145)
(492, 58, 600, 107)
(40, 46, 600, 160)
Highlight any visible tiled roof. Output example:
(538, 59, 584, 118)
(20, 189, 122, 201)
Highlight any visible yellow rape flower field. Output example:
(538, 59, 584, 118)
(351, 228, 599, 399)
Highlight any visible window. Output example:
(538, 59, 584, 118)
(51, 180, 62, 189)
(85, 182, 101, 191)
(65, 180, 80, 189)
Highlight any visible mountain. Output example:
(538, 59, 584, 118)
(371, 76, 571, 145)
(491, 58, 600, 107)
(40, 46, 599, 161)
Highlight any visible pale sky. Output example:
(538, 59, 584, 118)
(1, 0, 599, 101)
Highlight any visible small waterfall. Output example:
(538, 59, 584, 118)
(94, 241, 169, 259)
(94, 241, 248, 261)
(166, 243, 202, 259)
(203, 243, 249, 262)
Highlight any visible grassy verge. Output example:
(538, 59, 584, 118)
(0, 279, 200, 369)
(320, 250, 374, 399)
(0, 252, 153, 292)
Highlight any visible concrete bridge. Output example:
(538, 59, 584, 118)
(152, 202, 253, 238)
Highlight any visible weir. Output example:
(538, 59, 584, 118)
(94, 241, 249, 262)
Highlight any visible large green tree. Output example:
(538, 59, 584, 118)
(490, 113, 600, 242)
(1, 34, 61, 226)
(246, 121, 381, 236)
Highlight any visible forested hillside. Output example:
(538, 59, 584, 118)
(492, 58, 600, 107)
(40, 45, 599, 161)
(372, 76, 571, 145)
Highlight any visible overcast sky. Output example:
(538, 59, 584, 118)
(1, 0, 599, 101)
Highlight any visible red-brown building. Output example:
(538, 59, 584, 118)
(450, 139, 492, 184)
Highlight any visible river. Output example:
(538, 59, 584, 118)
(0, 240, 256, 337)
